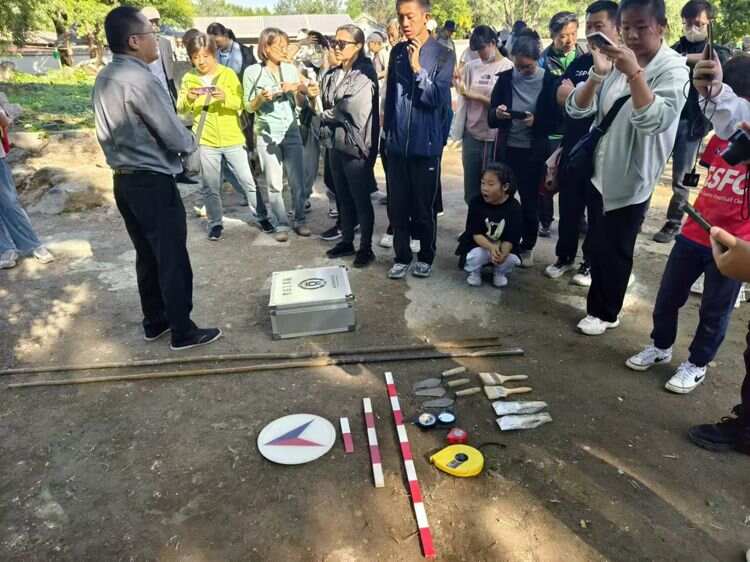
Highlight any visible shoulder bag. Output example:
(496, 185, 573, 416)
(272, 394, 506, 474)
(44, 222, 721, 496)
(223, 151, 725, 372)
(561, 94, 631, 185)
(181, 75, 220, 178)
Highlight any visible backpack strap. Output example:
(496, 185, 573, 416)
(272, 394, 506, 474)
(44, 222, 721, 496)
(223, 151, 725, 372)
(597, 95, 631, 134)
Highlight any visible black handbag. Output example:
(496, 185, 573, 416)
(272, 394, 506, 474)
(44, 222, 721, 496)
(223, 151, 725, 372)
(562, 94, 631, 184)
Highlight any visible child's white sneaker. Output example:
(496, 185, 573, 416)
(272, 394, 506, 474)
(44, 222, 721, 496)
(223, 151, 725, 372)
(577, 315, 619, 336)
(626, 344, 673, 371)
(466, 270, 482, 287)
(493, 272, 508, 288)
(665, 361, 707, 394)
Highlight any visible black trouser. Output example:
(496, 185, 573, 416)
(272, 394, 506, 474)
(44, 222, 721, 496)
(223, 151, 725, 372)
(586, 197, 648, 322)
(329, 150, 374, 251)
(505, 146, 544, 252)
(539, 191, 554, 228)
(387, 152, 440, 265)
(114, 173, 194, 337)
(556, 178, 602, 264)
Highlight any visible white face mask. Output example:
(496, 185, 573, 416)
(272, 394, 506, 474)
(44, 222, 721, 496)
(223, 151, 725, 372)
(684, 25, 708, 43)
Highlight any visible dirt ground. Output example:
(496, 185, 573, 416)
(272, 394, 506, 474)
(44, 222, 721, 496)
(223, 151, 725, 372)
(1, 145, 750, 562)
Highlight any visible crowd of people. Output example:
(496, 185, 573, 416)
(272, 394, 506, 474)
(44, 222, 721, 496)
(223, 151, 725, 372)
(0, 0, 747, 452)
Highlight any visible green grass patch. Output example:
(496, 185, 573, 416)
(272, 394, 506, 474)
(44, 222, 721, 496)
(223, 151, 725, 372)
(1, 68, 95, 132)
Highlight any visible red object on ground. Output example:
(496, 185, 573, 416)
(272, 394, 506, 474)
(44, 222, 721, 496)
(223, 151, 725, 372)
(384, 371, 436, 559)
(446, 428, 468, 445)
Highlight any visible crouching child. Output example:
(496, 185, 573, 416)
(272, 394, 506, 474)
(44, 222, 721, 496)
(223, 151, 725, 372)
(456, 162, 523, 288)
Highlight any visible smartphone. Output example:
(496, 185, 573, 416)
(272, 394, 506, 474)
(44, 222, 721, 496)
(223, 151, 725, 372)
(683, 203, 712, 232)
(706, 20, 714, 60)
(192, 86, 217, 95)
(587, 32, 616, 50)
(508, 110, 530, 120)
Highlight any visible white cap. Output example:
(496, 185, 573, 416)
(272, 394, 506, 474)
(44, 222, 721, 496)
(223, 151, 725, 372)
(426, 19, 438, 32)
(141, 6, 160, 21)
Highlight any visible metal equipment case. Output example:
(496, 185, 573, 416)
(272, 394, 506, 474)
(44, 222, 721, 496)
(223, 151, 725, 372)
(268, 266, 356, 339)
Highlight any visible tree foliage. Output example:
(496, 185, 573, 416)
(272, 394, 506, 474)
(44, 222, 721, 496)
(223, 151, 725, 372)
(194, 0, 271, 16)
(713, 0, 750, 45)
(274, 0, 343, 14)
(346, 0, 363, 19)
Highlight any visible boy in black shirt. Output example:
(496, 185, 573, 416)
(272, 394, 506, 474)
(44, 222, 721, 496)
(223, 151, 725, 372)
(456, 163, 523, 288)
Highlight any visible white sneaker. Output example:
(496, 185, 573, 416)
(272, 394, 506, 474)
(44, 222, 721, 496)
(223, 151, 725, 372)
(628, 273, 635, 288)
(33, 246, 55, 264)
(493, 272, 508, 288)
(577, 315, 620, 336)
(571, 263, 591, 287)
(466, 270, 482, 287)
(193, 205, 207, 218)
(410, 239, 421, 253)
(379, 233, 394, 248)
(544, 260, 574, 279)
(626, 344, 673, 371)
(518, 251, 534, 268)
(736, 284, 746, 308)
(0, 249, 18, 269)
(665, 361, 707, 394)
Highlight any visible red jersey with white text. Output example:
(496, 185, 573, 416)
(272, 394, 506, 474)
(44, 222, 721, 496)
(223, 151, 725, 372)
(681, 135, 750, 247)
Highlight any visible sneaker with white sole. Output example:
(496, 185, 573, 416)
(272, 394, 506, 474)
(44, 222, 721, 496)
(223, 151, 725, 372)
(518, 250, 534, 268)
(410, 239, 421, 253)
(388, 263, 410, 279)
(577, 315, 620, 336)
(690, 275, 704, 295)
(571, 262, 591, 287)
(0, 249, 18, 269)
(628, 273, 635, 288)
(493, 272, 508, 288)
(626, 344, 673, 371)
(545, 260, 574, 279)
(412, 261, 432, 278)
(466, 270, 482, 287)
(379, 233, 394, 248)
(665, 361, 707, 394)
(33, 246, 55, 264)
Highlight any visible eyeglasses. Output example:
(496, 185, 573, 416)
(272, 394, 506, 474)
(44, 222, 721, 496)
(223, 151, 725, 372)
(130, 31, 157, 38)
(331, 39, 358, 50)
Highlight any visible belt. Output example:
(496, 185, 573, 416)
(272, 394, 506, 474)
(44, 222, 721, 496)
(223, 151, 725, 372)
(113, 169, 170, 176)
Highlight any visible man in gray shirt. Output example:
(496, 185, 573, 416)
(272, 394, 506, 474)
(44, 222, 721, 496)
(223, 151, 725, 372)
(93, 6, 221, 350)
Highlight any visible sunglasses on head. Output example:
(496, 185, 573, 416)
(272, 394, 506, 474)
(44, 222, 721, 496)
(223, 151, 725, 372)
(331, 39, 358, 50)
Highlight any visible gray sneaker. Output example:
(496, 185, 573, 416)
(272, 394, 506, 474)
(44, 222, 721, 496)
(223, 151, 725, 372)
(0, 249, 18, 269)
(388, 263, 410, 279)
(412, 262, 432, 278)
(33, 246, 55, 264)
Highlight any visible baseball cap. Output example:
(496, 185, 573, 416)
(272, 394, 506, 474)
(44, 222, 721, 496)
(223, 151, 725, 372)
(444, 20, 456, 32)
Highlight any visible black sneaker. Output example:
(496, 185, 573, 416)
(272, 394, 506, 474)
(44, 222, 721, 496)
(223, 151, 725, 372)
(353, 249, 375, 268)
(143, 324, 170, 342)
(208, 225, 223, 241)
(326, 242, 356, 258)
(170, 327, 222, 351)
(539, 224, 552, 238)
(176, 173, 199, 185)
(653, 223, 679, 243)
(688, 405, 747, 452)
(320, 226, 342, 241)
(259, 219, 275, 234)
(305, 200, 312, 213)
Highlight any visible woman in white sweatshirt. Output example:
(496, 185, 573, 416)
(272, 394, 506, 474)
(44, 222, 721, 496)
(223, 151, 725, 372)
(566, 0, 688, 336)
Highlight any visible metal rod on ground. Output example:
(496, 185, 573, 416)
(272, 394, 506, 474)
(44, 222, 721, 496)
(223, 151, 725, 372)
(0, 338, 507, 377)
(6, 348, 525, 389)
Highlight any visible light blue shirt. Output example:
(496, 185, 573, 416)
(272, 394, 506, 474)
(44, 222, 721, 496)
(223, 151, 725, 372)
(218, 41, 243, 76)
(243, 62, 300, 143)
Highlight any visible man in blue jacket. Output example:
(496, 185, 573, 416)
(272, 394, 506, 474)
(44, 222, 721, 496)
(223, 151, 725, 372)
(383, 0, 454, 279)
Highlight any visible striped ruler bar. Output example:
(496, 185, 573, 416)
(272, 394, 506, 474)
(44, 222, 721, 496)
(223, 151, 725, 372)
(384, 371, 436, 559)
(362, 398, 385, 488)
(339, 417, 354, 453)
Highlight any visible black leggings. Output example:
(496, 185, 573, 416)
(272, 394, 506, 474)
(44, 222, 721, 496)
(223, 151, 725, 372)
(329, 149, 375, 250)
(504, 146, 544, 252)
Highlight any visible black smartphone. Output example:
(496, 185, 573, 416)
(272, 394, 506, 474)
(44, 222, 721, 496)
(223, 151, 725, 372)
(587, 32, 616, 50)
(683, 203, 712, 232)
(706, 20, 714, 60)
(508, 110, 530, 120)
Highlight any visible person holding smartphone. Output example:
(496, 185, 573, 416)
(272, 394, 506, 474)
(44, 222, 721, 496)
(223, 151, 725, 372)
(177, 32, 264, 242)
(488, 29, 558, 267)
(625, 55, 750, 394)
(565, 0, 689, 336)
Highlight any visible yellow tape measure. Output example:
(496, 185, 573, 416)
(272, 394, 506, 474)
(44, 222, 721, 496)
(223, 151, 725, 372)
(429, 444, 484, 477)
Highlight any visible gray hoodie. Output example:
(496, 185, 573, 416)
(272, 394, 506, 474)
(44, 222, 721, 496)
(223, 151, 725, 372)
(566, 42, 689, 212)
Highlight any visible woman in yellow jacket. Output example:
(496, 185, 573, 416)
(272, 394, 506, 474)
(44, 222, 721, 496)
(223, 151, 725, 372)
(178, 32, 277, 241)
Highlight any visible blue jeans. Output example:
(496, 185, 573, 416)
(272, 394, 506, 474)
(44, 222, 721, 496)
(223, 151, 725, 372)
(651, 236, 742, 366)
(0, 157, 42, 254)
(256, 128, 306, 229)
(199, 145, 262, 229)
(667, 119, 703, 226)
(461, 134, 494, 204)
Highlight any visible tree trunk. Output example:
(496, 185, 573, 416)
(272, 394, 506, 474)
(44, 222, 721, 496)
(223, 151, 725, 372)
(51, 11, 74, 67)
